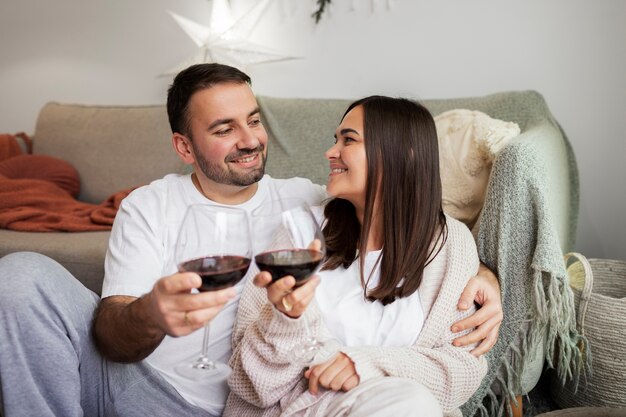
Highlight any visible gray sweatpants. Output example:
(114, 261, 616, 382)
(0, 252, 215, 417)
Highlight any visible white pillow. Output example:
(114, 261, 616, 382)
(435, 109, 520, 230)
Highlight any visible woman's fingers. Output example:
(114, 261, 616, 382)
(329, 364, 357, 391)
(342, 375, 360, 392)
(306, 353, 359, 394)
(308, 239, 322, 252)
(307, 359, 333, 394)
(266, 275, 296, 304)
(252, 271, 274, 288)
(277, 277, 320, 318)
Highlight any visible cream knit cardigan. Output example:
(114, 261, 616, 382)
(225, 216, 488, 417)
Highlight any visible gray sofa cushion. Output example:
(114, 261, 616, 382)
(258, 96, 351, 186)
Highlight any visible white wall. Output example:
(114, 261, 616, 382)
(0, 0, 624, 260)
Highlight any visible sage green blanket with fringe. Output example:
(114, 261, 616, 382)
(258, 91, 586, 417)
(460, 93, 586, 416)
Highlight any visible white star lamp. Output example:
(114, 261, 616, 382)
(164, 0, 297, 75)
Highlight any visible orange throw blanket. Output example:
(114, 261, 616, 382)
(0, 152, 133, 232)
(0, 133, 32, 161)
(0, 177, 132, 232)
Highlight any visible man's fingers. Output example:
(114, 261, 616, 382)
(177, 287, 237, 312)
(190, 304, 232, 327)
(162, 287, 237, 336)
(457, 278, 480, 310)
(177, 309, 210, 332)
(452, 307, 489, 333)
(157, 272, 201, 294)
(452, 263, 503, 355)
(452, 302, 502, 333)
(453, 316, 501, 347)
(470, 323, 501, 356)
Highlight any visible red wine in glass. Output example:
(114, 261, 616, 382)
(254, 249, 323, 286)
(179, 255, 251, 291)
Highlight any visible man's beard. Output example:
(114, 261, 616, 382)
(193, 142, 267, 187)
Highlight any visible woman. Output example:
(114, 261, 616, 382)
(225, 96, 487, 417)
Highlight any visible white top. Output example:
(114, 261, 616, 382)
(316, 242, 448, 348)
(102, 173, 326, 415)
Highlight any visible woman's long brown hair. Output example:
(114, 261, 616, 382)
(322, 96, 447, 305)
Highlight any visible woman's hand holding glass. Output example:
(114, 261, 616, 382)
(251, 198, 327, 364)
(253, 272, 320, 318)
(304, 352, 360, 394)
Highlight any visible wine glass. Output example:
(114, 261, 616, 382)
(174, 204, 251, 381)
(252, 198, 327, 364)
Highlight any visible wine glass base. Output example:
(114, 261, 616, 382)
(175, 357, 232, 382)
(292, 338, 333, 365)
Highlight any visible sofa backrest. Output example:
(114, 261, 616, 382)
(257, 91, 548, 187)
(33, 103, 185, 203)
(258, 96, 351, 186)
(30, 92, 575, 252)
(257, 91, 577, 251)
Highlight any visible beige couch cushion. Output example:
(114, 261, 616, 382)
(435, 109, 520, 229)
(32, 103, 186, 204)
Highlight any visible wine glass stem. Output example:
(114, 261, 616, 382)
(302, 316, 313, 343)
(200, 323, 211, 359)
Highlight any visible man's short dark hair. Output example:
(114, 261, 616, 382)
(166, 63, 251, 136)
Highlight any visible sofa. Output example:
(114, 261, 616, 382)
(0, 91, 581, 416)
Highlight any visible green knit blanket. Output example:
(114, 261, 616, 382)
(460, 96, 586, 416)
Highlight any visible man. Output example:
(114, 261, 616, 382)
(0, 63, 502, 416)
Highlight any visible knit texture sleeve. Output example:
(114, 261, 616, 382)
(228, 283, 325, 409)
(341, 218, 488, 413)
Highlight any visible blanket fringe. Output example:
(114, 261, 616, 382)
(531, 269, 589, 388)
(468, 268, 589, 416)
